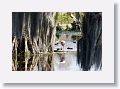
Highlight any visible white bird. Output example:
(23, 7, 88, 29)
(60, 40, 65, 51)
(60, 40, 66, 63)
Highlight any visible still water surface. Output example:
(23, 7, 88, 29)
(13, 32, 82, 71)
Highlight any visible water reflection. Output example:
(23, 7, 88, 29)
(12, 32, 82, 71)
(38, 54, 54, 71)
(12, 52, 81, 71)
(54, 52, 80, 71)
(12, 54, 53, 71)
(53, 32, 81, 71)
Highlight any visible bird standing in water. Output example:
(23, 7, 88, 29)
(60, 40, 65, 51)
(60, 40, 65, 63)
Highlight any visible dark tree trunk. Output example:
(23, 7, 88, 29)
(12, 12, 55, 54)
(12, 12, 56, 71)
(77, 12, 102, 71)
(75, 12, 80, 22)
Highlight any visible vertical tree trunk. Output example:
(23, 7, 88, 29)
(75, 12, 80, 22)
(77, 12, 102, 71)
(12, 12, 55, 54)
(12, 12, 56, 71)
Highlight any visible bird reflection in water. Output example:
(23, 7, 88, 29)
(59, 53, 65, 63)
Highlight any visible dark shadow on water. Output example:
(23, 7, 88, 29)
(12, 51, 81, 71)
(12, 54, 54, 71)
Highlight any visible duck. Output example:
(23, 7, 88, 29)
(67, 47, 73, 49)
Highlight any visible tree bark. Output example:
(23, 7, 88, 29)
(77, 12, 102, 71)
(12, 12, 55, 53)
(12, 12, 56, 71)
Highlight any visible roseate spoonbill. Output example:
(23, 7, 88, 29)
(60, 40, 65, 51)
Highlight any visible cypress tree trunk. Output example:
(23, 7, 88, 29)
(12, 12, 56, 71)
(77, 12, 102, 71)
(75, 12, 80, 22)
(12, 12, 55, 54)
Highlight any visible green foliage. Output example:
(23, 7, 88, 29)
(55, 12, 73, 24)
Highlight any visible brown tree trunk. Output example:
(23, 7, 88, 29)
(12, 12, 56, 71)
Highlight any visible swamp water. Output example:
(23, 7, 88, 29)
(13, 32, 82, 71)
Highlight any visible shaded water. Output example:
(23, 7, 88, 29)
(12, 32, 82, 71)
(14, 52, 80, 71)
(14, 52, 98, 71)
(12, 31, 100, 71)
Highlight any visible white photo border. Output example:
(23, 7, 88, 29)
(0, 0, 114, 83)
